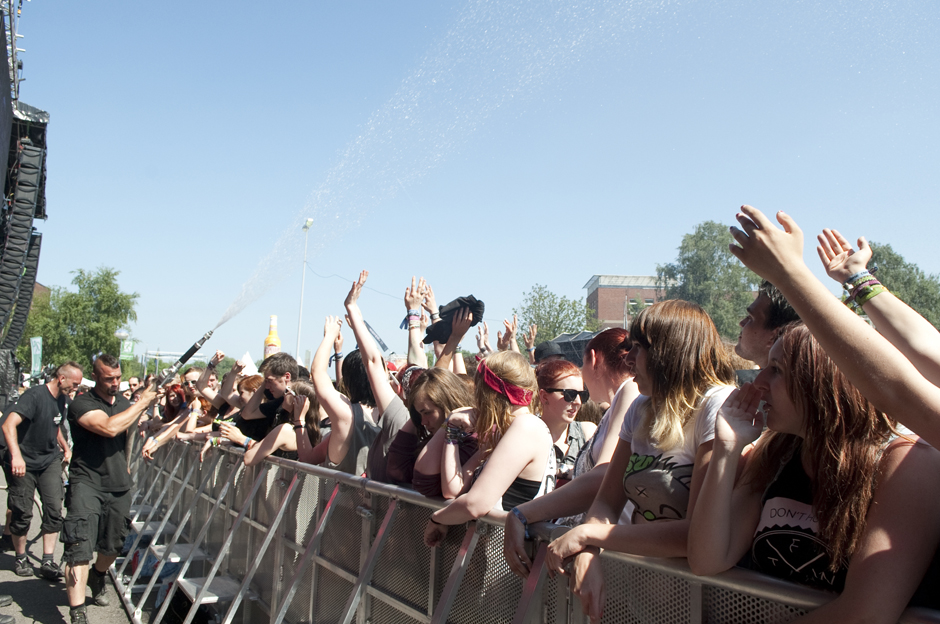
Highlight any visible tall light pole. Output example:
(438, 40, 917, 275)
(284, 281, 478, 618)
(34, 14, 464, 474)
(295, 218, 314, 359)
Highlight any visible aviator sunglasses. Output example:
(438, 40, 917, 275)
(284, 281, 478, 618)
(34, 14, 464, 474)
(544, 388, 589, 402)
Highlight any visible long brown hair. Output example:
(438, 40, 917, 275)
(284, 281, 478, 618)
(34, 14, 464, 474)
(629, 300, 735, 450)
(745, 324, 900, 570)
(473, 351, 536, 456)
(407, 368, 473, 442)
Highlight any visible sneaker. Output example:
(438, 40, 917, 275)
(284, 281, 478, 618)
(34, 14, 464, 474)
(14, 557, 32, 577)
(39, 559, 64, 581)
(87, 567, 111, 607)
(69, 607, 88, 624)
(0, 534, 13, 552)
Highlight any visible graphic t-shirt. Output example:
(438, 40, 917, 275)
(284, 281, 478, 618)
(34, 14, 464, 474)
(751, 447, 848, 592)
(1, 384, 67, 471)
(619, 385, 733, 523)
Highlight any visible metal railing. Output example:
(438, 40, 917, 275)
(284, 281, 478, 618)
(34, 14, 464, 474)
(113, 439, 940, 624)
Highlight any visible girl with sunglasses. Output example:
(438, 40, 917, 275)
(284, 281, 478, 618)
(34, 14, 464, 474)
(423, 350, 555, 547)
(536, 360, 596, 485)
(543, 300, 736, 622)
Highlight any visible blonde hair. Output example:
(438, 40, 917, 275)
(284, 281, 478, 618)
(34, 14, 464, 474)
(473, 351, 536, 456)
(630, 300, 735, 451)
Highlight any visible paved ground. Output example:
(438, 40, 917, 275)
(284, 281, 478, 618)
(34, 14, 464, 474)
(0, 470, 131, 624)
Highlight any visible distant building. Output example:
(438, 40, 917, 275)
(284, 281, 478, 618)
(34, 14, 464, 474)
(584, 275, 664, 329)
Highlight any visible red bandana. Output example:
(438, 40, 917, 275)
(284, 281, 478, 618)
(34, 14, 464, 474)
(476, 360, 533, 406)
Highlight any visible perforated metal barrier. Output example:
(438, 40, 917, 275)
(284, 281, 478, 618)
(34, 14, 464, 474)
(113, 440, 940, 624)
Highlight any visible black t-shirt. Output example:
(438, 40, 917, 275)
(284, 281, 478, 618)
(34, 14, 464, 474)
(68, 389, 133, 492)
(1, 384, 67, 471)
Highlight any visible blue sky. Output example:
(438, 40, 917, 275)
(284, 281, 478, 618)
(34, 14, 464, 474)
(17, 0, 940, 366)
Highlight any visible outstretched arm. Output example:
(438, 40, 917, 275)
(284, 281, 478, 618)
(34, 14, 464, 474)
(243, 423, 297, 466)
(344, 270, 397, 413)
(730, 206, 940, 450)
(817, 229, 940, 387)
(312, 316, 356, 465)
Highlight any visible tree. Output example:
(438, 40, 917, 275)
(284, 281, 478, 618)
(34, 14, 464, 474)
(15, 267, 139, 370)
(657, 221, 759, 339)
(862, 242, 940, 328)
(513, 284, 601, 348)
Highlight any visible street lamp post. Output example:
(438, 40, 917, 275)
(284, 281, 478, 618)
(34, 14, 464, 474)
(295, 218, 314, 359)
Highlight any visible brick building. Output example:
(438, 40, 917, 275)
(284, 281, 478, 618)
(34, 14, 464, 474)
(584, 275, 664, 329)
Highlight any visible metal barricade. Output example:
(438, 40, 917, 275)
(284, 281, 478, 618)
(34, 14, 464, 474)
(114, 440, 940, 624)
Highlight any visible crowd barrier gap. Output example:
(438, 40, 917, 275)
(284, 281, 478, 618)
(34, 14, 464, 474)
(111, 439, 940, 624)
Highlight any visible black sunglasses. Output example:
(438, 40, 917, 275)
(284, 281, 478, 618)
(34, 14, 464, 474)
(544, 388, 589, 402)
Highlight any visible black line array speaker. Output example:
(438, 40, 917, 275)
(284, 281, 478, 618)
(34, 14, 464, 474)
(2, 231, 41, 349)
(0, 140, 42, 331)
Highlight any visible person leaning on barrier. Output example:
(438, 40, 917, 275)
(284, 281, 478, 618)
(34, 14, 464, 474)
(242, 381, 326, 466)
(0, 361, 82, 581)
(423, 351, 555, 547)
(688, 324, 940, 621)
(61, 354, 163, 624)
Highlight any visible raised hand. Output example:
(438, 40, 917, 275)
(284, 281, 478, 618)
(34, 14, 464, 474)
(817, 229, 873, 285)
(404, 276, 424, 311)
(420, 279, 438, 316)
(231, 360, 246, 376)
(523, 324, 538, 351)
(323, 315, 343, 339)
(728, 206, 807, 285)
(451, 307, 473, 341)
(345, 270, 368, 307)
(210, 350, 225, 366)
(714, 383, 764, 452)
(333, 329, 344, 354)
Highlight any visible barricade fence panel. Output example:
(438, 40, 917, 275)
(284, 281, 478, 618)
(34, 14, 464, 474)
(118, 440, 940, 624)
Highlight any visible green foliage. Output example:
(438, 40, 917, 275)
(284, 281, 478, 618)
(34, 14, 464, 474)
(624, 297, 649, 328)
(656, 221, 759, 339)
(865, 242, 940, 328)
(16, 267, 139, 371)
(513, 284, 601, 349)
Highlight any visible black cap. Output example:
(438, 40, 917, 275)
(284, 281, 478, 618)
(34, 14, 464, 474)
(534, 341, 565, 363)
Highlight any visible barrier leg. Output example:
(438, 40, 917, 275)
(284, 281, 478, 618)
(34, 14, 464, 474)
(511, 542, 550, 624)
(122, 447, 201, 590)
(339, 499, 399, 624)
(131, 452, 223, 621)
(220, 471, 300, 624)
(118, 446, 187, 577)
(180, 466, 269, 624)
(429, 521, 485, 624)
(150, 456, 244, 624)
(272, 481, 341, 624)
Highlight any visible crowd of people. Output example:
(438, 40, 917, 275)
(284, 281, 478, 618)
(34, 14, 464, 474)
(2, 207, 940, 624)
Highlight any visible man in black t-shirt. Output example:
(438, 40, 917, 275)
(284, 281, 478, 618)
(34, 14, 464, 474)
(1, 362, 83, 580)
(60, 355, 161, 624)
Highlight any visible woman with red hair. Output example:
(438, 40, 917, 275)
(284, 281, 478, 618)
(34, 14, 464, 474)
(535, 360, 595, 485)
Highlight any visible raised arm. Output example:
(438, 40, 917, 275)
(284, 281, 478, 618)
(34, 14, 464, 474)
(730, 206, 940, 449)
(503, 315, 521, 354)
(243, 423, 296, 466)
(420, 278, 440, 324)
(435, 307, 473, 371)
(817, 229, 940, 386)
(196, 351, 224, 407)
(523, 324, 538, 364)
(344, 270, 397, 412)
(405, 277, 427, 367)
(219, 360, 245, 408)
(312, 316, 356, 465)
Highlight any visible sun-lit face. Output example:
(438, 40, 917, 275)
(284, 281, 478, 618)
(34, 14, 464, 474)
(735, 294, 776, 368)
(182, 371, 200, 399)
(625, 345, 650, 396)
(538, 374, 585, 425)
(94, 364, 122, 397)
(754, 340, 805, 437)
(58, 369, 83, 395)
(413, 390, 445, 434)
(264, 372, 290, 399)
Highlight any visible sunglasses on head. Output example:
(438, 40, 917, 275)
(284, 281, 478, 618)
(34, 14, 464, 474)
(544, 388, 589, 402)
